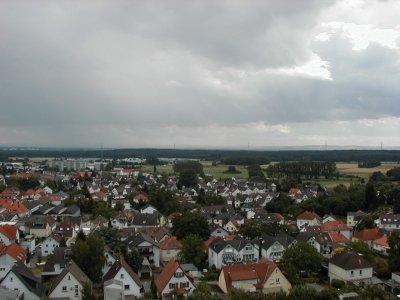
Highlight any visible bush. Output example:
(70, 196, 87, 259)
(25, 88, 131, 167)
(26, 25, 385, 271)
(331, 279, 345, 289)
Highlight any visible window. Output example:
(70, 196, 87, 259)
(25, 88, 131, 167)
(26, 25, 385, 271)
(175, 272, 183, 278)
(124, 285, 130, 290)
(359, 270, 362, 276)
(10, 277, 13, 282)
(169, 283, 178, 289)
(62, 286, 67, 292)
(68, 275, 71, 280)
(120, 274, 124, 279)
(75, 285, 79, 296)
(351, 271, 354, 277)
(276, 278, 280, 284)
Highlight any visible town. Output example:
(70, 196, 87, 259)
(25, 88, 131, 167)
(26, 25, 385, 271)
(0, 154, 400, 300)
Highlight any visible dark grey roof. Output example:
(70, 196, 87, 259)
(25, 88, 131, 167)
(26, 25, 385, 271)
(32, 203, 53, 215)
(43, 247, 71, 273)
(209, 237, 252, 254)
(21, 200, 42, 211)
(48, 260, 92, 295)
(329, 252, 372, 270)
(127, 232, 159, 248)
(65, 204, 80, 215)
(261, 233, 296, 250)
(1, 261, 45, 298)
(103, 256, 142, 286)
(131, 213, 159, 227)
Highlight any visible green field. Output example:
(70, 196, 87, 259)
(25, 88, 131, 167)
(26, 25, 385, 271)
(140, 161, 248, 179)
(202, 161, 248, 179)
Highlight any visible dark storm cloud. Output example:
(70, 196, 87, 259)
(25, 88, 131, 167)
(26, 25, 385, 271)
(0, 0, 399, 147)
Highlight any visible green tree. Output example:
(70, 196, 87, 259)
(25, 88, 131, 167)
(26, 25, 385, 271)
(172, 211, 210, 240)
(126, 249, 141, 273)
(179, 234, 206, 269)
(282, 241, 323, 283)
(71, 235, 105, 283)
(187, 281, 222, 300)
(347, 241, 374, 262)
(114, 201, 124, 211)
(365, 182, 378, 211)
(81, 282, 96, 300)
(389, 231, 400, 272)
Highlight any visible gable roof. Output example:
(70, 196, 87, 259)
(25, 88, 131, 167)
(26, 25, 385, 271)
(353, 228, 383, 241)
(159, 236, 182, 250)
(321, 220, 350, 232)
(0, 224, 18, 239)
(329, 252, 372, 270)
(49, 260, 92, 295)
(297, 211, 322, 221)
(220, 258, 277, 293)
(0, 242, 27, 261)
(155, 258, 181, 293)
(1, 261, 45, 297)
(209, 237, 253, 254)
(103, 255, 142, 287)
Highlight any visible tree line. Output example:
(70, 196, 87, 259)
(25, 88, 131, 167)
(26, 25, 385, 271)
(265, 161, 337, 179)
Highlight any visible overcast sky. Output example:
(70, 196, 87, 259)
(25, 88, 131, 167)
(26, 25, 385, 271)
(1, 0, 399, 149)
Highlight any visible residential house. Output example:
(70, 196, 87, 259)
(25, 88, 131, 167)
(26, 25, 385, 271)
(41, 233, 63, 257)
(0, 243, 27, 279)
(321, 220, 352, 239)
(0, 261, 45, 300)
(0, 224, 19, 246)
(126, 232, 160, 268)
(208, 237, 258, 269)
(258, 234, 297, 262)
(22, 215, 55, 238)
(146, 227, 170, 243)
(48, 260, 92, 300)
(328, 252, 373, 286)
(377, 214, 400, 231)
(347, 211, 366, 228)
(218, 257, 291, 294)
(210, 225, 230, 237)
(296, 211, 322, 230)
(372, 235, 389, 255)
(42, 247, 72, 278)
(224, 219, 240, 234)
(103, 256, 144, 298)
(155, 258, 196, 299)
(352, 228, 384, 247)
(159, 236, 182, 265)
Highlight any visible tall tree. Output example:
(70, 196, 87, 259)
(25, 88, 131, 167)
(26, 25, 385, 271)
(282, 241, 323, 283)
(71, 235, 105, 283)
(179, 234, 206, 269)
(389, 232, 400, 272)
(172, 212, 210, 240)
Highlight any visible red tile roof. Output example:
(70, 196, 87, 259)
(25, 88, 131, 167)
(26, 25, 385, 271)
(297, 211, 322, 221)
(373, 235, 389, 247)
(220, 257, 277, 293)
(0, 242, 27, 261)
(155, 259, 187, 293)
(353, 228, 383, 241)
(0, 200, 28, 214)
(159, 236, 182, 250)
(0, 224, 18, 240)
(328, 232, 350, 243)
(321, 220, 350, 232)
